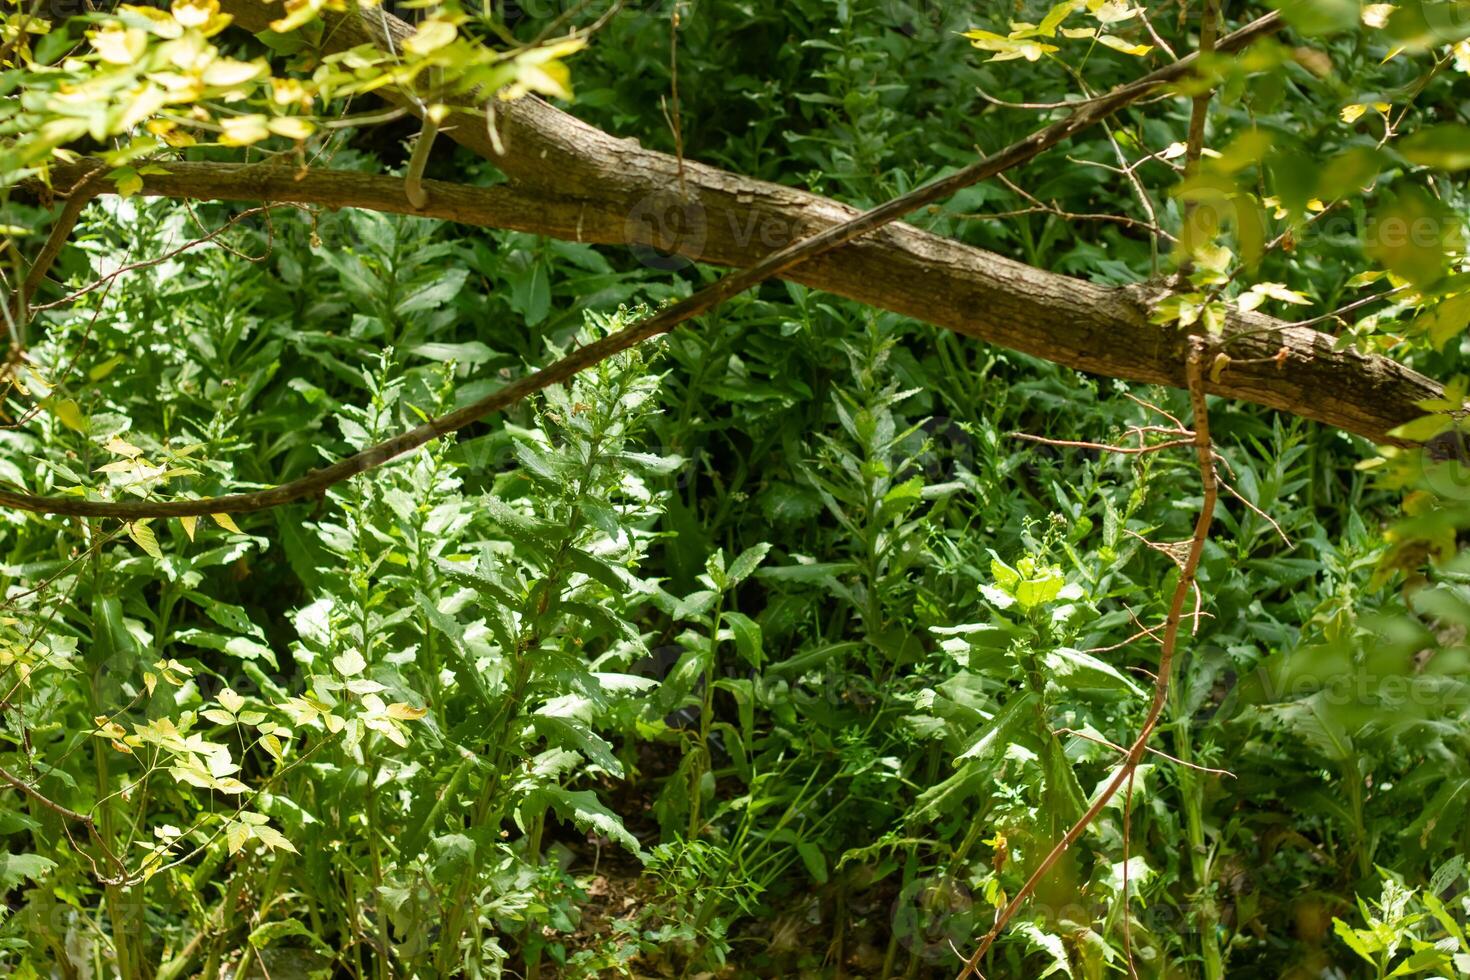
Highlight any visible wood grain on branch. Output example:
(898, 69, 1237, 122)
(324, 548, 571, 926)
(203, 2, 1438, 446)
(7, 8, 1444, 518)
(43, 145, 1439, 448)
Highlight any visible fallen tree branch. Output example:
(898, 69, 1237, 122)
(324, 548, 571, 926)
(30, 146, 1440, 448)
(14, 8, 1435, 456)
(955, 336, 1220, 980)
(3, 16, 1307, 519)
(116, 5, 1444, 444)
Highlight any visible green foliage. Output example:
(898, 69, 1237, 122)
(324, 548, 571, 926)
(5, 1, 1470, 978)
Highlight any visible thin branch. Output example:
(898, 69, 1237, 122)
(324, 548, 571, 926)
(0, 762, 129, 881)
(1055, 727, 1234, 777)
(1184, 0, 1221, 174)
(15, 173, 104, 327)
(1284, 285, 1411, 331)
(1009, 433, 1195, 455)
(1136, 3, 1179, 61)
(31, 205, 288, 312)
(956, 336, 1218, 979)
(956, 174, 1174, 240)
(974, 85, 1100, 111)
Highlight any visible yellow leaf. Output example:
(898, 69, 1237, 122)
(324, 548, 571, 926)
(92, 25, 147, 65)
(267, 115, 314, 140)
(171, 0, 218, 28)
(403, 18, 456, 55)
(269, 0, 326, 32)
(128, 521, 164, 560)
(218, 114, 270, 146)
(1097, 33, 1152, 56)
(179, 515, 197, 541)
(51, 399, 87, 433)
(385, 702, 428, 721)
(107, 436, 145, 458)
(212, 513, 242, 533)
(202, 58, 265, 88)
(1362, 3, 1396, 28)
(1089, 0, 1138, 24)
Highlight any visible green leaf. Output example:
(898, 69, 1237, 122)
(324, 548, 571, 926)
(1401, 125, 1470, 171)
(1366, 187, 1461, 288)
(725, 542, 771, 587)
(249, 918, 330, 954)
(395, 268, 469, 316)
(1044, 647, 1145, 696)
(911, 693, 1036, 823)
(1270, 0, 1360, 34)
(796, 841, 828, 883)
(1386, 414, 1452, 442)
(0, 853, 55, 888)
(536, 786, 645, 860)
(722, 611, 762, 668)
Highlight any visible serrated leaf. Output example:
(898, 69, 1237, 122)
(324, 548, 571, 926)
(127, 521, 163, 560)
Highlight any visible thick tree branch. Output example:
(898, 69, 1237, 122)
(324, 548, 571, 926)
(201, 1, 1434, 444)
(6, 10, 1442, 518)
(38, 145, 1440, 449)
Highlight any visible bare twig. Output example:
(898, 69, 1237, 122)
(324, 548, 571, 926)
(1009, 432, 1195, 456)
(955, 336, 1218, 979)
(956, 174, 1173, 240)
(0, 762, 129, 882)
(32, 205, 286, 312)
(1055, 727, 1234, 777)
(15, 173, 105, 327)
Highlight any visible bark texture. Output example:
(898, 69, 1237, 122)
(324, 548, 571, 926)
(33, 3, 1444, 446)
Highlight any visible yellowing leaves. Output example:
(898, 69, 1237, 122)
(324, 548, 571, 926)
(49, 398, 87, 433)
(963, 0, 1150, 63)
(171, 0, 228, 31)
(200, 57, 265, 88)
(218, 114, 270, 145)
(127, 520, 163, 560)
(91, 24, 147, 64)
(962, 29, 1058, 62)
(1238, 281, 1313, 313)
(501, 38, 586, 101)
(1341, 101, 1390, 123)
(225, 811, 297, 855)
(268, 0, 342, 34)
(1097, 33, 1152, 56)
(403, 18, 457, 56)
(1362, 3, 1397, 28)
(267, 115, 315, 139)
